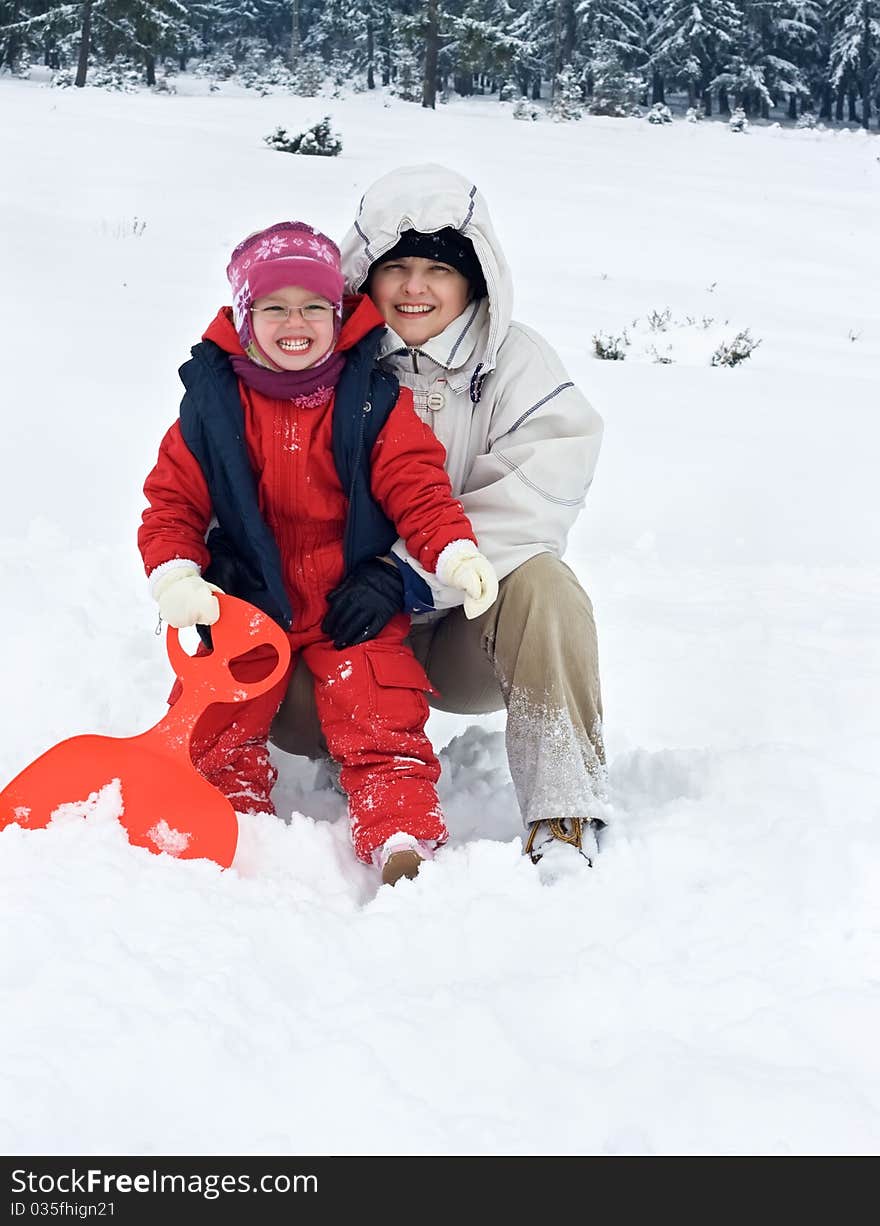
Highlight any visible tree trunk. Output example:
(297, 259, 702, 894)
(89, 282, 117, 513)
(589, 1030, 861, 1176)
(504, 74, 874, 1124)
(0, 2, 22, 71)
(531, 75, 541, 101)
(861, 0, 872, 128)
(719, 85, 730, 115)
(561, 0, 576, 67)
(701, 87, 712, 116)
(381, 12, 392, 86)
(819, 83, 832, 120)
(848, 91, 858, 121)
(75, 0, 92, 88)
(422, 0, 438, 109)
(551, 0, 561, 94)
(366, 9, 375, 89)
(290, 0, 301, 72)
(652, 71, 665, 105)
(145, 51, 155, 87)
(788, 94, 797, 120)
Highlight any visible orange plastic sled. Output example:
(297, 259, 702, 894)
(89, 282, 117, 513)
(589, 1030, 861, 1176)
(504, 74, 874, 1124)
(0, 595, 291, 868)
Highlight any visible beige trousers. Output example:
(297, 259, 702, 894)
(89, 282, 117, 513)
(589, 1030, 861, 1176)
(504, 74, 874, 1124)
(270, 552, 605, 827)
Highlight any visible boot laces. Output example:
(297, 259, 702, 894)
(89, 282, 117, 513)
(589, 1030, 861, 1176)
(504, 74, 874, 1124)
(524, 818, 584, 863)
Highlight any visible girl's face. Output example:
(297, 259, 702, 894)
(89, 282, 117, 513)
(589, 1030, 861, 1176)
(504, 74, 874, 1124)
(250, 285, 336, 370)
(369, 256, 471, 347)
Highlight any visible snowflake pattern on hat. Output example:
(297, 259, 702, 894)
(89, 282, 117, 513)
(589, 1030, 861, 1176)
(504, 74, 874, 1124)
(226, 220, 344, 363)
(254, 234, 288, 260)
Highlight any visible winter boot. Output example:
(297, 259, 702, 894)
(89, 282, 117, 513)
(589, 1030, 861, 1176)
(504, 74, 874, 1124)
(375, 832, 436, 886)
(524, 818, 599, 878)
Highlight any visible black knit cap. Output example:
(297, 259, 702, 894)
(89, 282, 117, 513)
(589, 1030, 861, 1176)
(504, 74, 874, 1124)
(368, 227, 487, 299)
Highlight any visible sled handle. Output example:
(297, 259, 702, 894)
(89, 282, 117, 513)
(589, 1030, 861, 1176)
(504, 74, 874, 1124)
(165, 595, 291, 705)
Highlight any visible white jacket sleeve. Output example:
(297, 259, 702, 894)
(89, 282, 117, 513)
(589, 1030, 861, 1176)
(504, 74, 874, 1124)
(391, 323, 603, 611)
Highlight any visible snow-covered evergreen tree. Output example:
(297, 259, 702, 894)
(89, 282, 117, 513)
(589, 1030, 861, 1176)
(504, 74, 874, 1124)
(828, 0, 879, 126)
(648, 0, 741, 113)
(549, 58, 583, 113)
(711, 1, 814, 119)
(587, 36, 644, 110)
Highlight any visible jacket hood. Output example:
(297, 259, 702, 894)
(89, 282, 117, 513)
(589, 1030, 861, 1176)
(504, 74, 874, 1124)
(339, 164, 514, 379)
(202, 294, 386, 358)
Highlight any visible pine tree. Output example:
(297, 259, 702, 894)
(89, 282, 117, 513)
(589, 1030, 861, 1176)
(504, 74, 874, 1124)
(711, 1, 813, 118)
(829, 0, 879, 125)
(648, 0, 741, 113)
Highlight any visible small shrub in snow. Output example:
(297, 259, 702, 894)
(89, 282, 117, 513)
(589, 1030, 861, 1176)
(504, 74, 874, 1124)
(729, 107, 749, 134)
(588, 43, 643, 117)
(239, 54, 295, 92)
(53, 57, 142, 91)
(646, 102, 672, 124)
(647, 307, 672, 331)
(513, 96, 540, 121)
(292, 56, 323, 97)
(499, 80, 515, 101)
(392, 52, 421, 102)
(593, 331, 629, 360)
(100, 216, 147, 239)
(593, 314, 761, 367)
(550, 64, 584, 121)
(795, 111, 817, 129)
(264, 117, 342, 157)
(195, 52, 237, 81)
(711, 329, 761, 366)
(685, 106, 702, 122)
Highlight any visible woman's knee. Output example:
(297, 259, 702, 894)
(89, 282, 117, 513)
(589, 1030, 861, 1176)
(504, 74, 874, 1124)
(500, 552, 595, 622)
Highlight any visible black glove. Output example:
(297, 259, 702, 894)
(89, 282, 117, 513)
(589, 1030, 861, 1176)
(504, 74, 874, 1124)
(322, 558, 405, 650)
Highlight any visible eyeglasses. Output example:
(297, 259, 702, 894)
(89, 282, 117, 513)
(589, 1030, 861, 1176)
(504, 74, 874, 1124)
(250, 303, 332, 323)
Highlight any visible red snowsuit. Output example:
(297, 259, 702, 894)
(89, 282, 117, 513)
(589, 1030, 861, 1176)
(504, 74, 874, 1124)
(139, 296, 476, 862)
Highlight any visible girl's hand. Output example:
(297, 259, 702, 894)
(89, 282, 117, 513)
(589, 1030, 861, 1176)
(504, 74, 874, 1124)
(153, 567, 223, 628)
(436, 541, 499, 619)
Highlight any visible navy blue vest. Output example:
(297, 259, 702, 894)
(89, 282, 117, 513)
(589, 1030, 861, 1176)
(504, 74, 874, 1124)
(177, 325, 400, 633)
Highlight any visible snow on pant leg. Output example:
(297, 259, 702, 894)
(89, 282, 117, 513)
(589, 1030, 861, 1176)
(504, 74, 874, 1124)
(414, 553, 606, 827)
(175, 643, 294, 815)
(303, 615, 447, 863)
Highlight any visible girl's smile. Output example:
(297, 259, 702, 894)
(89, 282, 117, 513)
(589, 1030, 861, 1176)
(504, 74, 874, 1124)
(251, 287, 336, 371)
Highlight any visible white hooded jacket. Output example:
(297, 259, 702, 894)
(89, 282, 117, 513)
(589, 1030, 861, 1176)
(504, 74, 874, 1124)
(340, 164, 604, 612)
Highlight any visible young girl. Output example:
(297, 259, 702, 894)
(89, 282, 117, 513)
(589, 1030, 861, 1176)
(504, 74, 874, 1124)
(138, 221, 497, 885)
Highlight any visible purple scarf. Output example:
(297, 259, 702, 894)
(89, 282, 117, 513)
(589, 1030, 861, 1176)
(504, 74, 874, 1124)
(230, 349, 346, 406)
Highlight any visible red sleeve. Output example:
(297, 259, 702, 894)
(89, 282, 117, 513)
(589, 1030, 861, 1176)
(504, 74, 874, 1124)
(137, 421, 213, 576)
(369, 388, 477, 573)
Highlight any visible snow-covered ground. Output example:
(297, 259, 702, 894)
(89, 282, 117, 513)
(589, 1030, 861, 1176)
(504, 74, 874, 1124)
(1, 77, 878, 1156)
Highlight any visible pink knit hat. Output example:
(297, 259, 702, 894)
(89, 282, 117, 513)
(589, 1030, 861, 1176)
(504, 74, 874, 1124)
(227, 221, 344, 357)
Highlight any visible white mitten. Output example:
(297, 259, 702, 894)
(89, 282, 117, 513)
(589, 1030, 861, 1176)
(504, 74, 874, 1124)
(152, 566, 223, 628)
(435, 540, 499, 620)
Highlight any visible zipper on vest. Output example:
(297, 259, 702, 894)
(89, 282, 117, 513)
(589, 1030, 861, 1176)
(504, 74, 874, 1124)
(408, 347, 421, 374)
(345, 401, 371, 565)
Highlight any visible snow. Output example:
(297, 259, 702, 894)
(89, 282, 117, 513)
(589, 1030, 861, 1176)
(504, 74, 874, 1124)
(1, 79, 879, 1156)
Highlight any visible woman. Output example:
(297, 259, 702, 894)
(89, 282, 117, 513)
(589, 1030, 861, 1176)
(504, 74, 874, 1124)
(271, 164, 606, 876)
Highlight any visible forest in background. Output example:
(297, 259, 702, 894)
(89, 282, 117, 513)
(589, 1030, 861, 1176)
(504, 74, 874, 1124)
(1, 1, 878, 128)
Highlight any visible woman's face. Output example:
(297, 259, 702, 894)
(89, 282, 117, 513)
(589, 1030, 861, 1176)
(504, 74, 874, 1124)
(250, 285, 336, 370)
(369, 256, 471, 346)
